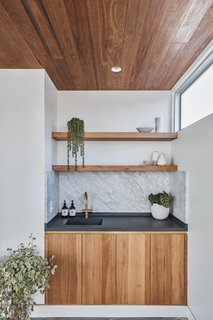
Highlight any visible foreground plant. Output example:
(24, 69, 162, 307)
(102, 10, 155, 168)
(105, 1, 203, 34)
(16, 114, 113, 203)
(0, 235, 57, 320)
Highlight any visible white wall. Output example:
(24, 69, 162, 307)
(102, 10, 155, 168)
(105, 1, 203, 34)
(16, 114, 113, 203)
(45, 73, 59, 223)
(45, 73, 57, 171)
(171, 114, 213, 320)
(57, 91, 172, 165)
(0, 69, 46, 303)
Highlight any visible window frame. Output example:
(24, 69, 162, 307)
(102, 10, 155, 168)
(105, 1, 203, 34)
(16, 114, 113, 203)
(172, 49, 213, 132)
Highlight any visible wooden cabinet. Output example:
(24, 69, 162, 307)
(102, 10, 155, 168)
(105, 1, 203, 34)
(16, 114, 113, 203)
(116, 234, 150, 304)
(81, 234, 116, 304)
(45, 233, 81, 304)
(45, 232, 187, 305)
(150, 234, 187, 305)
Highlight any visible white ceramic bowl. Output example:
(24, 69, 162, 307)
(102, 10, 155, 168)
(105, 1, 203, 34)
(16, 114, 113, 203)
(136, 127, 154, 133)
(143, 160, 155, 166)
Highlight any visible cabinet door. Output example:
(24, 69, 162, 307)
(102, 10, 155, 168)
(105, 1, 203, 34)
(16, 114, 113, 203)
(150, 234, 187, 305)
(82, 234, 116, 304)
(45, 233, 82, 304)
(116, 234, 150, 304)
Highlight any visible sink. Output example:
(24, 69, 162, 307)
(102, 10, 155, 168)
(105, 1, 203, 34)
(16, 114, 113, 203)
(66, 217, 103, 226)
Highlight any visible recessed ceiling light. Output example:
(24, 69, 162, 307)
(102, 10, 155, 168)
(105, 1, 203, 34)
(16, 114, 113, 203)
(111, 66, 122, 73)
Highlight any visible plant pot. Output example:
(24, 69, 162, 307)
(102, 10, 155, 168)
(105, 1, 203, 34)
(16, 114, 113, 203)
(151, 204, 170, 220)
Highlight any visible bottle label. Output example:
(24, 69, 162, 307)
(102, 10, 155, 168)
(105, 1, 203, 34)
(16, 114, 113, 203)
(62, 209, 68, 217)
(69, 209, 76, 217)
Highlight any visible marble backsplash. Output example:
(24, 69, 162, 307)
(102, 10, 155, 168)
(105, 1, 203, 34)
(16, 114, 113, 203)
(46, 171, 186, 223)
(59, 172, 171, 213)
(46, 171, 59, 223)
(169, 171, 186, 222)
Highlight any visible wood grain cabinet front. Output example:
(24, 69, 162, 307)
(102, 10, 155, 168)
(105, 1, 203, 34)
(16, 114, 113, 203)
(45, 232, 187, 305)
(116, 234, 150, 304)
(150, 234, 187, 305)
(81, 234, 116, 304)
(45, 233, 82, 304)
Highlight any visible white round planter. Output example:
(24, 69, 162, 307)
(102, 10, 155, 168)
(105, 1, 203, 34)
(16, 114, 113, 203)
(151, 204, 170, 220)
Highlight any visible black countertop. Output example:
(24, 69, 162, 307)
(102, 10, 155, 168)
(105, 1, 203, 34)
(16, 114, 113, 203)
(45, 212, 187, 232)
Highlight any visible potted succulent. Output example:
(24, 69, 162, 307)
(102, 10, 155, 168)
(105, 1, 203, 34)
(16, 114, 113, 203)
(0, 235, 57, 320)
(67, 117, 85, 171)
(148, 191, 172, 220)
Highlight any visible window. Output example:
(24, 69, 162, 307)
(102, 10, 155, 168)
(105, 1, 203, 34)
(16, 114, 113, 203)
(181, 65, 213, 129)
(173, 48, 213, 131)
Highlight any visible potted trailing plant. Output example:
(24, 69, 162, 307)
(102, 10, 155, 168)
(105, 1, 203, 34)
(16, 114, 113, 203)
(67, 117, 85, 170)
(148, 191, 172, 220)
(0, 235, 57, 320)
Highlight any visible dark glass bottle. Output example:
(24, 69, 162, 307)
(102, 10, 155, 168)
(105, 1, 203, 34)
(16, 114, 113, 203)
(69, 200, 76, 217)
(61, 200, 68, 217)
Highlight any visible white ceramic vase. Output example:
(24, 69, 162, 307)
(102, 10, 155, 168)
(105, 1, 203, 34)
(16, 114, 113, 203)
(151, 204, 170, 220)
(157, 153, 167, 165)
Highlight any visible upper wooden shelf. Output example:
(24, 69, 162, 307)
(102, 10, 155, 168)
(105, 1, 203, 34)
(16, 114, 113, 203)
(52, 132, 178, 142)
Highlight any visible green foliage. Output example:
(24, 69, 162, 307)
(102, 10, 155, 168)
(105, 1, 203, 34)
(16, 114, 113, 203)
(67, 117, 85, 171)
(148, 191, 172, 208)
(0, 235, 57, 320)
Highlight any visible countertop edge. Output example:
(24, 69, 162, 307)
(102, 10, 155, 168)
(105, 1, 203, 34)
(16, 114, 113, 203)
(45, 212, 188, 233)
(45, 230, 188, 234)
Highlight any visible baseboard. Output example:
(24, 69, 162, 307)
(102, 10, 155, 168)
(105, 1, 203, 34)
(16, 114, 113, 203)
(186, 307, 196, 320)
(32, 305, 190, 318)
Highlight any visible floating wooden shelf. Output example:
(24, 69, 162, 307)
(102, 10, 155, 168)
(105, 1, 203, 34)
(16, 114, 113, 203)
(52, 165, 178, 172)
(52, 132, 178, 141)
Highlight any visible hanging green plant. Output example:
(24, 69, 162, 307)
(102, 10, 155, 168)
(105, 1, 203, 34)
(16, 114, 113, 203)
(67, 117, 85, 170)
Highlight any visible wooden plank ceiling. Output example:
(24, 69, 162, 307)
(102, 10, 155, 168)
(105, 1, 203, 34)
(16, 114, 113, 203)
(0, 0, 212, 90)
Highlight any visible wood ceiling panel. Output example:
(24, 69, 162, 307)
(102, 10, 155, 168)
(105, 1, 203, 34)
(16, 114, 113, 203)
(172, 0, 213, 44)
(128, 0, 168, 89)
(21, 0, 63, 59)
(148, 43, 185, 90)
(105, 0, 128, 89)
(85, 0, 108, 89)
(1, 0, 50, 62)
(0, 0, 212, 90)
(0, 4, 40, 68)
(133, 0, 193, 89)
(42, 0, 97, 89)
(63, 0, 97, 89)
(161, 2, 213, 88)
(0, 0, 65, 87)
(119, 0, 149, 90)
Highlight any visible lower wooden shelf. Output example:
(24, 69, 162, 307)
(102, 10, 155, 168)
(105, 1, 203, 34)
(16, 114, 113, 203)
(52, 165, 178, 172)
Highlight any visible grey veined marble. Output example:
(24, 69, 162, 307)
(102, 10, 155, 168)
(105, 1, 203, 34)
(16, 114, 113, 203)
(170, 171, 186, 223)
(59, 172, 170, 213)
(46, 171, 186, 222)
(46, 171, 59, 223)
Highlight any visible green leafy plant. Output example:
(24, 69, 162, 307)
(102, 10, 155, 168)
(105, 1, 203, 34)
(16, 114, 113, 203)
(148, 191, 172, 208)
(0, 235, 57, 320)
(67, 117, 85, 170)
